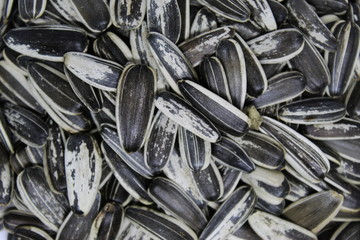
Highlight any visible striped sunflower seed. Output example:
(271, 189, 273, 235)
(65, 133, 102, 216)
(278, 97, 346, 125)
(0, 144, 12, 206)
(18, 0, 46, 22)
(27, 62, 85, 116)
(179, 26, 235, 67)
(286, 0, 337, 51)
(155, 91, 220, 142)
(212, 136, 255, 172)
(148, 177, 208, 234)
(126, 205, 198, 240)
(43, 119, 66, 194)
(302, 118, 360, 140)
(218, 166, 242, 202)
(105, 176, 131, 206)
(216, 38, 246, 110)
(147, 31, 198, 94)
(3, 25, 88, 62)
(16, 166, 69, 231)
(282, 190, 344, 233)
(93, 31, 133, 66)
(3, 103, 49, 148)
(190, 7, 217, 37)
(100, 124, 155, 178)
(197, 0, 250, 22)
(260, 116, 330, 183)
(13, 225, 53, 240)
(101, 141, 153, 205)
(55, 193, 101, 240)
(179, 80, 250, 136)
(116, 64, 156, 153)
(247, 29, 305, 64)
(248, 211, 318, 240)
(144, 111, 178, 172)
(199, 186, 256, 240)
(64, 52, 123, 92)
(191, 161, 224, 202)
(147, 0, 181, 44)
(229, 130, 285, 170)
(88, 202, 124, 240)
(178, 126, 211, 172)
(327, 21, 360, 97)
(110, 0, 146, 30)
(243, 0, 277, 32)
(200, 56, 232, 103)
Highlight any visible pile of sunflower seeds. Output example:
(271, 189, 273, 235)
(0, 0, 359, 239)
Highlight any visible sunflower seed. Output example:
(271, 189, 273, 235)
(110, 0, 146, 30)
(93, 31, 133, 66)
(105, 176, 131, 206)
(234, 33, 267, 97)
(178, 126, 211, 172)
(199, 186, 256, 240)
(147, 31, 198, 94)
(242, 167, 289, 210)
(302, 118, 360, 140)
(200, 56, 232, 103)
(64, 52, 123, 92)
(284, 172, 313, 202)
(100, 124, 155, 178)
(148, 177, 208, 234)
(155, 91, 220, 142)
(260, 116, 330, 183)
(278, 97, 346, 124)
(64, 65, 102, 113)
(346, 80, 360, 120)
(42, 119, 66, 195)
(0, 60, 43, 113)
(212, 137, 255, 172)
(218, 166, 242, 202)
(229, 130, 285, 170)
(55, 192, 101, 240)
(248, 211, 318, 240)
(147, 0, 181, 43)
(190, 7, 217, 37)
(191, 161, 224, 202)
(197, 0, 250, 22)
(13, 225, 54, 240)
(268, 0, 288, 26)
(179, 26, 235, 67)
(319, 138, 360, 163)
(65, 133, 102, 215)
(88, 202, 124, 240)
(68, 0, 111, 33)
(3, 103, 49, 147)
(288, 28, 331, 94)
(4, 25, 88, 62)
(307, 0, 348, 15)
(18, 0, 47, 22)
(16, 166, 69, 231)
(28, 62, 85, 115)
(216, 38, 246, 109)
(243, 0, 277, 32)
(330, 222, 360, 240)
(144, 111, 178, 172)
(162, 148, 206, 208)
(116, 64, 156, 153)
(327, 21, 360, 97)
(126, 205, 198, 240)
(247, 28, 305, 64)
(286, 0, 337, 51)
(3, 209, 54, 235)
(283, 190, 344, 233)
(0, 144, 12, 206)
(117, 216, 157, 240)
(101, 141, 153, 205)
(0, 108, 14, 153)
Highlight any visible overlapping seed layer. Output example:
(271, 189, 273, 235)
(0, 0, 359, 239)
